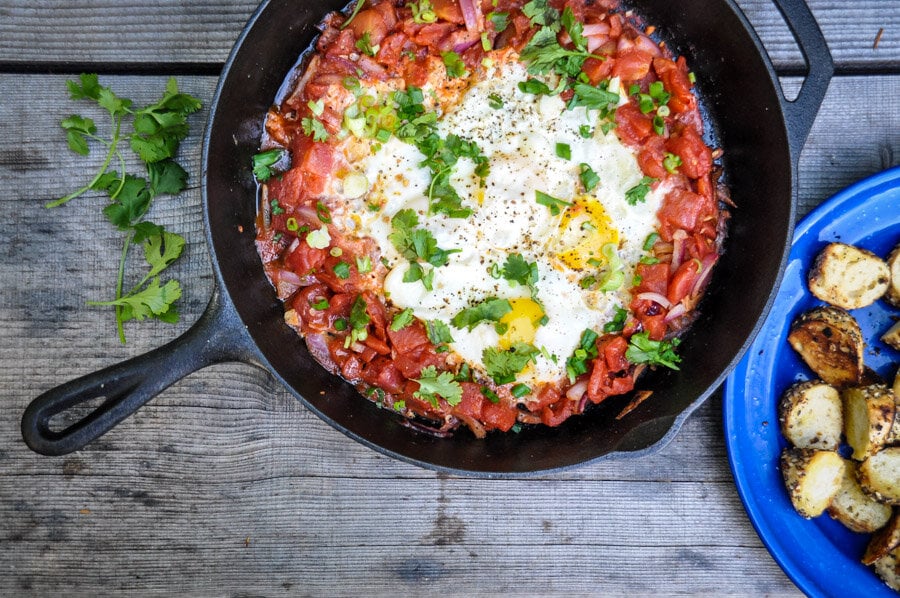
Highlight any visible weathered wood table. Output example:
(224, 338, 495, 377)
(1, 1, 898, 595)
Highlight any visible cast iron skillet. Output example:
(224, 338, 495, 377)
(22, 0, 832, 475)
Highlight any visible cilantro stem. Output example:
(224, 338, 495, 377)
(114, 229, 134, 344)
(46, 114, 123, 208)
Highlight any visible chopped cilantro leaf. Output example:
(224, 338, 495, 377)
(522, 0, 560, 28)
(626, 332, 682, 370)
(301, 116, 329, 142)
(483, 342, 540, 385)
(518, 78, 553, 95)
(390, 308, 416, 331)
(624, 176, 656, 205)
(414, 365, 463, 407)
(450, 298, 512, 331)
(388, 209, 460, 268)
(568, 83, 620, 111)
(355, 32, 379, 57)
(501, 253, 539, 292)
(441, 51, 468, 79)
(345, 295, 370, 347)
(426, 319, 455, 345)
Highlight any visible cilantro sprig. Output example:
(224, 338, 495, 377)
(414, 365, 463, 407)
(520, 7, 600, 82)
(451, 298, 513, 331)
(50, 74, 201, 343)
(626, 332, 682, 370)
(389, 209, 460, 291)
(483, 342, 540, 385)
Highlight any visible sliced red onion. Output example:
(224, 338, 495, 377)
(582, 23, 610, 36)
(459, 0, 481, 33)
(453, 39, 479, 53)
(671, 229, 687, 272)
(617, 36, 634, 53)
(690, 254, 719, 296)
(636, 292, 672, 309)
(633, 34, 662, 57)
(305, 333, 337, 372)
(587, 35, 608, 53)
(664, 302, 688, 322)
(566, 378, 589, 402)
(356, 55, 387, 77)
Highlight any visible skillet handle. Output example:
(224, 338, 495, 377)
(21, 288, 261, 456)
(771, 0, 834, 159)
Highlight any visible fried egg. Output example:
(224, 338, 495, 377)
(337, 58, 666, 386)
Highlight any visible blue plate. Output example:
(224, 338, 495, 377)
(724, 166, 900, 597)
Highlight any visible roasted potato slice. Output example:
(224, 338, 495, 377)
(788, 306, 864, 387)
(808, 242, 890, 309)
(894, 368, 900, 399)
(883, 321, 900, 351)
(864, 510, 900, 565)
(886, 244, 900, 308)
(781, 448, 844, 518)
(778, 380, 842, 450)
(874, 549, 900, 592)
(859, 447, 900, 505)
(828, 457, 892, 533)
(843, 384, 896, 460)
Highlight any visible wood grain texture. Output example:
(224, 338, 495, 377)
(2, 0, 900, 576)
(0, 0, 897, 70)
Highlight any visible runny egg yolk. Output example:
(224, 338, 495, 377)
(498, 297, 545, 349)
(555, 197, 619, 271)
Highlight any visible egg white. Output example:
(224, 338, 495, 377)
(337, 58, 666, 386)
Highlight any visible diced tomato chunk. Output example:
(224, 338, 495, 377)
(296, 141, 335, 197)
(611, 49, 654, 81)
(633, 263, 669, 295)
(481, 401, 518, 432)
(291, 284, 332, 331)
(667, 259, 702, 305)
(393, 346, 444, 379)
(377, 32, 408, 65)
(654, 56, 695, 114)
(451, 382, 485, 420)
(541, 399, 575, 427)
(615, 103, 653, 146)
(582, 56, 613, 84)
(284, 239, 327, 276)
(601, 335, 630, 372)
(432, 0, 464, 23)
(348, 9, 390, 44)
(387, 320, 431, 354)
(666, 126, 712, 179)
(657, 188, 712, 239)
(637, 135, 667, 179)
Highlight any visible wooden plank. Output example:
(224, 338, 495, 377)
(2, 72, 896, 596)
(0, 0, 896, 70)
